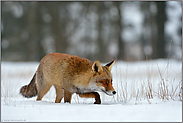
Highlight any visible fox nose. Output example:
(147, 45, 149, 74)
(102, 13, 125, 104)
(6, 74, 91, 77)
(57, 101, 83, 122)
(112, 91, 116, 95)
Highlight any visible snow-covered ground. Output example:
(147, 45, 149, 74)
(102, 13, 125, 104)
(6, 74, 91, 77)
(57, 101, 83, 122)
(1, 59, 182, 122)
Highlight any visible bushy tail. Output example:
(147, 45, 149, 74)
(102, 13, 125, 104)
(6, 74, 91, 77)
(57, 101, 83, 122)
(20, 73, 38, 98)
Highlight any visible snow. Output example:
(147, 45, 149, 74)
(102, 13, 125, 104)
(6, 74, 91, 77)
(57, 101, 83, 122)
(1, 59, 182, 122)
(2, 99, 181, 122)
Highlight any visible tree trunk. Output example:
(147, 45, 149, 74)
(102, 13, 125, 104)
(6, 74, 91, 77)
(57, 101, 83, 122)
(114, 2, 125, 60)
(26, 2, 40, 61)
(153, 2, 167, 59)
(49, 2, 68, 54)
(96, 2, 106, 62)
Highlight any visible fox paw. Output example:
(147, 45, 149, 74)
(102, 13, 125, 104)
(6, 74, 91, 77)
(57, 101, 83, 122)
(94, 101, 101, 104)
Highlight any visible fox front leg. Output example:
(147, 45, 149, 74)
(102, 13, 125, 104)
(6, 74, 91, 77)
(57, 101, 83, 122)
(64, 90, 73, 103)
(93, 92, 101, 104)
(78, 92, 101, 104)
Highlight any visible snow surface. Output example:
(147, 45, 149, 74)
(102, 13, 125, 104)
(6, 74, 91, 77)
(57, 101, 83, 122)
(1, 98, 182, 122)
(1, 59, 182, 122)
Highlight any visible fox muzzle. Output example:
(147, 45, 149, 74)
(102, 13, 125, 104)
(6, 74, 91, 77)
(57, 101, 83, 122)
(102, 89, 116, 96)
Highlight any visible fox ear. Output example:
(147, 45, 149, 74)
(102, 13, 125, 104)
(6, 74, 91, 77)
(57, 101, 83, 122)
(92, 60, 103, 73)
(105, 60, 115, 71)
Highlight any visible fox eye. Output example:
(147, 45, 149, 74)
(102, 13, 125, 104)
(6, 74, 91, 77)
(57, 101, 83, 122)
(103, 81, 108, 84)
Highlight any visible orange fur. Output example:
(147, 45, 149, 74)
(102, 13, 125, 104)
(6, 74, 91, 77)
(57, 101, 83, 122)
(20, 53, 116, 104)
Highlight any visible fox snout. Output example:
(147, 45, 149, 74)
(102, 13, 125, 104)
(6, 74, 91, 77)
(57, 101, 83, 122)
(100, 80, 116, 96)
(101, 88, 116, 96)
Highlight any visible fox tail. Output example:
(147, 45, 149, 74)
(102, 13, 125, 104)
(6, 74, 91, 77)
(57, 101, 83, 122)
(20, 73, 38, 98)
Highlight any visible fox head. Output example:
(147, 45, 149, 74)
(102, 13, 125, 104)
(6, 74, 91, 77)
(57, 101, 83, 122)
(89, 60, 116, 96)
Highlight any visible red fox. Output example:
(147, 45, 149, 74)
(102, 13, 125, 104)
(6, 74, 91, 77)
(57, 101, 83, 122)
(20, 53, 116, 104)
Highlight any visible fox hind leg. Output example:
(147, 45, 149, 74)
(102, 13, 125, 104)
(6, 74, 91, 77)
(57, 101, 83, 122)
(54, 85, 64, 103)
(78, 92, 101, 104)
(36, 83, 52, 101)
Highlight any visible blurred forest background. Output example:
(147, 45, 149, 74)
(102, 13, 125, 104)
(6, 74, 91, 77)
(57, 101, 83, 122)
(1, 1, 182, 62)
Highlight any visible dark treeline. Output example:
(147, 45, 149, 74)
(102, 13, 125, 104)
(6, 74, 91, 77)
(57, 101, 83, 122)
(1, 1, 182, 62)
